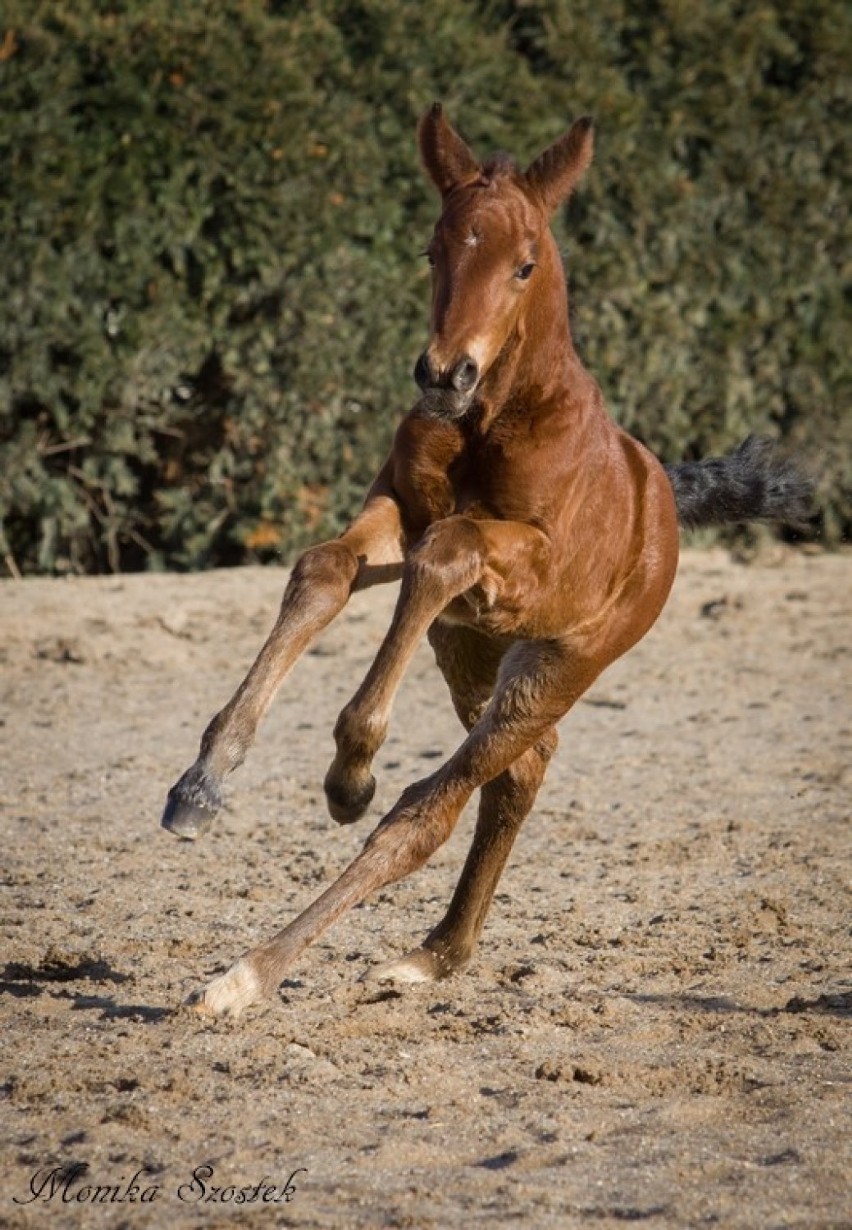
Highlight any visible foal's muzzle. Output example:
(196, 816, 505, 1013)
(414, 351, 480, 395)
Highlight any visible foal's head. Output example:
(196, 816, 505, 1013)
(414, 104, 594, 419)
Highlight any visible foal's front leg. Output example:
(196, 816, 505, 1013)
(189, 638, 591, 1017)
(187, 518, 557, 1016)
(161, 495, 404, 839)
(323, 514, 550, 823)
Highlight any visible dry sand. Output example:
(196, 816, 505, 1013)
(1, 546, 850, 1228)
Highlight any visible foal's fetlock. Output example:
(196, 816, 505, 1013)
(185, 957, 263, 1018)
(161, 762, 223, 840)
(323, 757, 376, 825)
(368, 939, 472, 984)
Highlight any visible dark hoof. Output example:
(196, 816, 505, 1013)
(161, 793, 215, 840)
(161, 766, 222, 840)
(323, 773, 376, 826)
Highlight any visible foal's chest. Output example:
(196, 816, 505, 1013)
(392, 411, 547, 539)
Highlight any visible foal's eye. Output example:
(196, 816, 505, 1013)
(421, 251, 436, 268)
(515, 262, 536, 281)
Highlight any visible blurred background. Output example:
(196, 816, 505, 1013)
(1, 0, 848, 576)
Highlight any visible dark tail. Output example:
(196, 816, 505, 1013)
(665, 436, 815, 530)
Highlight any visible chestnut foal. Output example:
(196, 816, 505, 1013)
(162, 106, 812, 1017)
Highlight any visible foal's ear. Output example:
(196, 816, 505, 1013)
(418, 103, 480, 197)
(524, 117, 595, 214)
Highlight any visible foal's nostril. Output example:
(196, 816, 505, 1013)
(451, 356, 479, 394)
(414, 352, 438, 390)
(415, 352, 478, 393)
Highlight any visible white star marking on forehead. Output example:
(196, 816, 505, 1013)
(463, 232, 482, 247)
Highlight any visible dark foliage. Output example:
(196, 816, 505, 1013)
(0, 0, 847, 574)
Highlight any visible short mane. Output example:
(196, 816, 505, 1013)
(479, 153, 517, 184)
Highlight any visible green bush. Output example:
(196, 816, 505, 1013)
(0, 0, 848, 574)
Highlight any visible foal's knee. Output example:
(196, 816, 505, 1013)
(286, 540, 359, 611)
(405, 517, 485, 597)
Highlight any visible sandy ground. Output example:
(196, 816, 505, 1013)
(1, 545, 850, 1229)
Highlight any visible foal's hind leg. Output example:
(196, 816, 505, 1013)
(189, 637, 590, 1016)
(371, 733, 558, 982)
(371, 622, 558, 982)
(161, 495, 403, 839)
